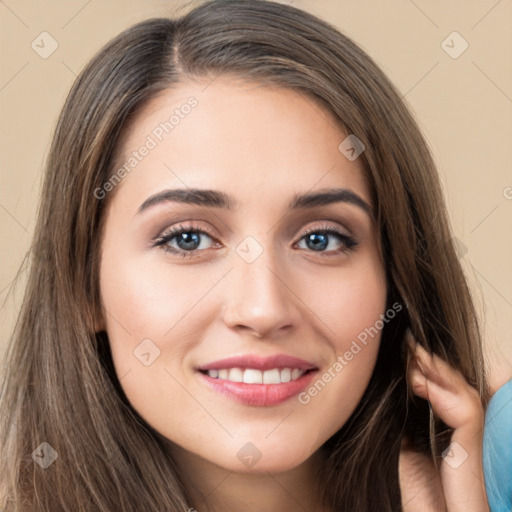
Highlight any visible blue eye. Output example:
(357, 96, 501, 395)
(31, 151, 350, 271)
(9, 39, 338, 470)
(153, 223, 358, 258)
(296, 226, 358, 254)
(153, 224, 216, 257)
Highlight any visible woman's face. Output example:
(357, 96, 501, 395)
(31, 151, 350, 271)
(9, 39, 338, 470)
(99, 76, 387, 473)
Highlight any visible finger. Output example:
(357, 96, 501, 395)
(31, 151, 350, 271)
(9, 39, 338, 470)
(412, 342, 466, 395)
(405, 331, 466, 394)
(405, 332, 489, 512)
(406, 334, 484, 430)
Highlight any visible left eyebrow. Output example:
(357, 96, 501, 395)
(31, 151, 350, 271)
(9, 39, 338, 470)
(136, 187, 373, 218)
(288, 188, 373, 218)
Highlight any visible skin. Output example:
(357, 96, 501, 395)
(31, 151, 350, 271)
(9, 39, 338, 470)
(97, 77, 488, 511)
(400, 334, 489, 512)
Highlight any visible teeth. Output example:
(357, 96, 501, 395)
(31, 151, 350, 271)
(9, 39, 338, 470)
(228, 367, 244, 382)
(263, 368, 280, 384)
(206, 367, 306, 384)
(280, 368, 291, 383)
(243, 368, 262, 384)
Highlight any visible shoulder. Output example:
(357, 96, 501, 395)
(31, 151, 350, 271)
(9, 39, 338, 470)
(483, 378, 512, 512)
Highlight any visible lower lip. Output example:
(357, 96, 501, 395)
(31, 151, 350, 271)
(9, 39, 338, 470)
(198, 370, 318, 406)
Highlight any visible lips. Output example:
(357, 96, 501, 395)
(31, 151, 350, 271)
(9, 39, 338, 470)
(196, 353, 318, 372)
(196, 353, 318, 406)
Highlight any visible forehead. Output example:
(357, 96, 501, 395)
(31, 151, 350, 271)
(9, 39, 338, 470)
(110, 76, 371, 212)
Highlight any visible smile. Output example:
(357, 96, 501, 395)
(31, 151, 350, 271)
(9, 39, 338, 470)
(196, 353, 319, 406)
(201, 367, 307, 384)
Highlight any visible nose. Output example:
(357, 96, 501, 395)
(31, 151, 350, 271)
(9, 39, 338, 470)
(221, 248, 301, 339)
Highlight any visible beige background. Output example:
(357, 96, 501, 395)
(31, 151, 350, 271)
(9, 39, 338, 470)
(1, 0, 511, 392)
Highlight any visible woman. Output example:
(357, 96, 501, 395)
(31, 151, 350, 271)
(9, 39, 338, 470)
(0, 1, 494, 510)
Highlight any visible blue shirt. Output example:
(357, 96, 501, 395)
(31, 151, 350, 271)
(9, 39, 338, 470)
(483, 378, 512, 512)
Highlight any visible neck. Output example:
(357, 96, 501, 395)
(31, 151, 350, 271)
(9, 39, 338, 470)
(168, 444, 329, 512)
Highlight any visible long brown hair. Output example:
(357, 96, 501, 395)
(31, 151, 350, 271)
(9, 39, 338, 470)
(0, 1, 490, 510)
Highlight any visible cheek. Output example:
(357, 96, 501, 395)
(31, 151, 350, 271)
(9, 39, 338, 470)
(102, 257, 178, 331)
(98, 253, 205, 428)
(99, 248, 219, 351)
(294, 261, 387, 428)
(98, 248, 223, 414)
(301, 261, 387, 350)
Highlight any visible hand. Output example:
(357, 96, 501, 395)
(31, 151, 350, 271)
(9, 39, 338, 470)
(399, 331, 489, 512)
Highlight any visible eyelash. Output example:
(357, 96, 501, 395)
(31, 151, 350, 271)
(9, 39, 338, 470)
(152, 222, 359, 259)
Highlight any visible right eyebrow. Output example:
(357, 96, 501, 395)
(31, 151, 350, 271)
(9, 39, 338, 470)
(137, 188, 237, 215)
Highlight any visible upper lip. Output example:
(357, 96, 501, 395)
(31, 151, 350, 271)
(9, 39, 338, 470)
(196, 354, 318, 372)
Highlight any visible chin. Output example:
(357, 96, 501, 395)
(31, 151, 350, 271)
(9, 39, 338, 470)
(210, 437, 318, 474)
